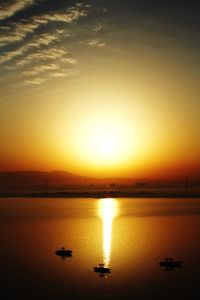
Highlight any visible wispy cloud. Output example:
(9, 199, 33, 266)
(63, 69, 79, 77)
(0, 2, 105, 86)
(0, 3, 90, 48)
(92, 23, 103, 33)
(16, 47, 69, 66)
(49, 69, 78, 78)
(28, 33, 59, 48)
(0, 47, 25, 64)
(0, 22, 39, 46)
(24, 77, 47, 85)
(49, 72, 67, 78)
(88, 39, 106, 47)
(0, 0, 35, 20)
(0, 31, 64, 65)
(36, 4, 89, 23)
(24, 68, 78, 85)
(61, 57, 77, 65)
(22, 63, 59, 76)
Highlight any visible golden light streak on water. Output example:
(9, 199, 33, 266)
(99, 198, 118, 267)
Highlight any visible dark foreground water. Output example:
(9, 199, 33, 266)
(0, 197, 200, 300)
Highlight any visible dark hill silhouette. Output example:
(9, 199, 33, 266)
(0, 170, 135, 187)
(1, 171, 200, 198)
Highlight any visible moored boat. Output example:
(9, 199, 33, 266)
(55, 247, 72, 257)
(159, 258, 183, 269)
(94, 263, 111, 273)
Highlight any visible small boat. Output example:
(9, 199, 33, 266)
(159, 258, 183, 270)
(55, 247, 72, 257)
(94, 263, 111, 273)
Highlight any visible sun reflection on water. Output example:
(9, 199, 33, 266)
(99, 198, 118, 267)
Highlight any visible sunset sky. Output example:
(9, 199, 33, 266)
(0, 0, 200, 179)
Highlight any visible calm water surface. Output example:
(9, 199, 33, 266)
(0, 198, 200, 299)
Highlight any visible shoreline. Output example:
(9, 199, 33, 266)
(1, 190, 200, 198)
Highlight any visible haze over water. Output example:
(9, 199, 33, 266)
(1, 197, 200, 299)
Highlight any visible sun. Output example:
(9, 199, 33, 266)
(99, 137, 114, 156)
(86, 124, 121, 162)
(65, 90, 139, 172)
(71, 112, 134, 168)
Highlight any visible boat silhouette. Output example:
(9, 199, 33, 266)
(94, 263, 111, 273)
(55, 247, 72, 257)
(159, 258, 183, 270)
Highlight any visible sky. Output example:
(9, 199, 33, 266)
(0, 0, 200, 179)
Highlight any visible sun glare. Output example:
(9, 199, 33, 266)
(99, 137, 114, 156)
(99, 198, 118, 266)
(69, 95, 136, 171)
(80, 120, 130, 166)
(87, 124, 123, 162)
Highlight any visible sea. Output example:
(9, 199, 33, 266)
(0, 197, 200, 299)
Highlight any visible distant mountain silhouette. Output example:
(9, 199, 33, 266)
(1, 171, 200, 198)
(0, 170, 135, 188)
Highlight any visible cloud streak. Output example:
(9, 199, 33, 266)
(36, 4, 90, 24)
(0, 0, 35, 20)
(0, 22, 39, 46)
(0, 3, 90, 48)
(0, 2, 107, 86)
(16, 47, 69, 66)
(22, 63, 59, 76)
(0, 47, 25, 64)
(24, 77, 47, 85)
(88, 39, 106, 47)
(24, 68, 79, 85)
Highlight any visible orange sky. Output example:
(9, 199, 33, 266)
(0, 1, 200, 180)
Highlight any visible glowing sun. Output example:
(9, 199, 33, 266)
(72, 112, 134, 167)
(66, 91, 138, 171)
